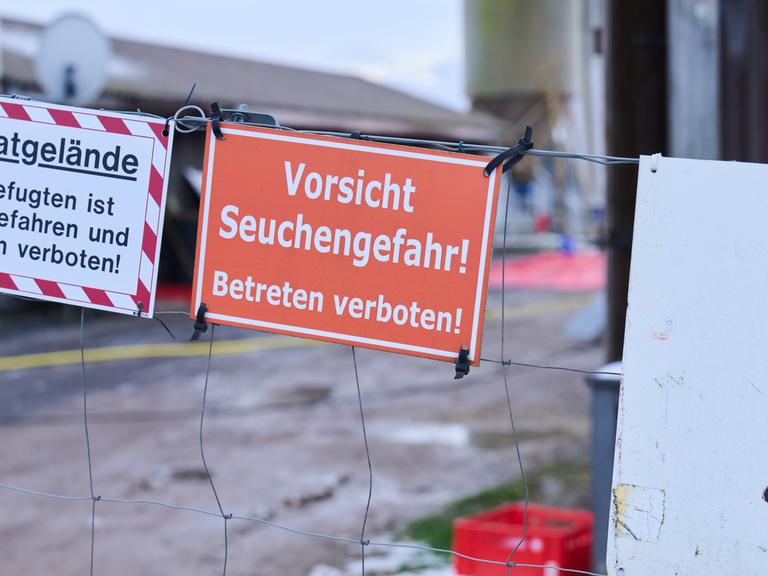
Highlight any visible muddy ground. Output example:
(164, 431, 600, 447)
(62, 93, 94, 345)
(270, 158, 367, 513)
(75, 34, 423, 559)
(0, 287, 603, 575)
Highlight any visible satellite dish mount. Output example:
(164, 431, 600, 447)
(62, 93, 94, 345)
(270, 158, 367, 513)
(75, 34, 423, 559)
(35, 14, 111, 105)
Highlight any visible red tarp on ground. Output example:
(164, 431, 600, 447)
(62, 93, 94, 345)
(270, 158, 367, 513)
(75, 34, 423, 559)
(488, 250, 606, 292)
(158, 251, 606, 304)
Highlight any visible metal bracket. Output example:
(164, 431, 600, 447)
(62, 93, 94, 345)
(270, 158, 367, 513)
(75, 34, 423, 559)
(222, 108, 279, 127)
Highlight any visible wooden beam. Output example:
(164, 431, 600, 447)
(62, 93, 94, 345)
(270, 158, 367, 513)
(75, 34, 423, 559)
(605, 0, 668, 361)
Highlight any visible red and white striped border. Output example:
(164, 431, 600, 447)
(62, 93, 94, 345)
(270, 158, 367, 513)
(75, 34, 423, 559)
(0, 98, 173, 317)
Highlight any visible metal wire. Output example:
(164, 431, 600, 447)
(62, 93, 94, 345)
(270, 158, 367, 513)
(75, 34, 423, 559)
(198, 324, 231, 576)
(200, 324, 225, 515)
(481, 357, 621, 377)
(0, 92, 638, 165)
(0, 479, 606, 576)
(0, 326, 610, 576)
(0, 482, 92, 501)
(174, 105, 207, 133)
(101, 496, 222, 518)
(80, 309, 98, 576)
(0, 351, 607, 428)
(170, 114, 640, 166)
(101, 109, 167, 120)
(368, 539, 607, 576)
(230, 513, 360, 545)
(499, 176, 530, 571)
(352, 346, 373, 575)
(0, 296, 617, 381)
(0, 94, 618, 576)
(152, 315, 178, 341)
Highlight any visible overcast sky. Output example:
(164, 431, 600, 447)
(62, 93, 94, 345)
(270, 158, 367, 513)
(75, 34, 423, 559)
(2, 0, 468, 110)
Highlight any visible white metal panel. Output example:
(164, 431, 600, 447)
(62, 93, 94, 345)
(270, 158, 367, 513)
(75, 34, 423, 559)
(608, 156, 768, 575)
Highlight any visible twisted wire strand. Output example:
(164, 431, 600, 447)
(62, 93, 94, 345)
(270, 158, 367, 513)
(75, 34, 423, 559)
(481, 358, 621, 377)
(198, 324, 231, 576)
(169, 114, 640, 166)
(499, 176, 529, 572)
(80, 309, 98, 576)
(352, 346, 374, 575)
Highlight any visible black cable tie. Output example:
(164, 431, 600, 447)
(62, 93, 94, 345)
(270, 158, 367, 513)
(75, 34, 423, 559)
(224, 513, 233, 520)
(484, 126, 533, 176)
(458, 140, 465, 153)
(350, 131, 362, 140)
(210, 102, 225, 140)
(94, 495, 101, 501)
(191, 303, 209, 341)
(454, 347, 471, 380)
(360, 539, 370, 546)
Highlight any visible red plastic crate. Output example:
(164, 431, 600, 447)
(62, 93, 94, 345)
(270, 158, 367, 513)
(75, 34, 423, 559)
(452, 503, 593, 576)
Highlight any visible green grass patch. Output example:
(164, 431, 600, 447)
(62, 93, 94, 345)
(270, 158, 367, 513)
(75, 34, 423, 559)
(400, 460, 590, 554)
(402, 480, 532, 553)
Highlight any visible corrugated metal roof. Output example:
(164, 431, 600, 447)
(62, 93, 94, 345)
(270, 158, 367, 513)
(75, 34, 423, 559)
(1, 16, 506, 142)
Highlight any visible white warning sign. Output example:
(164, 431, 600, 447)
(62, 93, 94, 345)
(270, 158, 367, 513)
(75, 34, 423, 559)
(0, 96, 173, 317)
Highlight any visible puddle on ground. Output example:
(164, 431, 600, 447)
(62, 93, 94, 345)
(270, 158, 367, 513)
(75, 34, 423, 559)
(371, 423, 563, 449)
(170, 467, 209, 481)
(272, 384, 332, 405)
(230, 384, 332, 410)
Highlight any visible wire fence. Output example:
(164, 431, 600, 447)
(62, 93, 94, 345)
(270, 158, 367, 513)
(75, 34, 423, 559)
(0, 98, 626, 576)
(0, 255, 612, 576)
(0, 313, 609, 576)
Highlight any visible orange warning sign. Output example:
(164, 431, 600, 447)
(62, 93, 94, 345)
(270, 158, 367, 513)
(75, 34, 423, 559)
(192, 124, 500, 364)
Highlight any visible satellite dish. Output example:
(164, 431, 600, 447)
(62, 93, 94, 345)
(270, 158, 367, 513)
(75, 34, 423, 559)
(35, 14, 111, 105)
